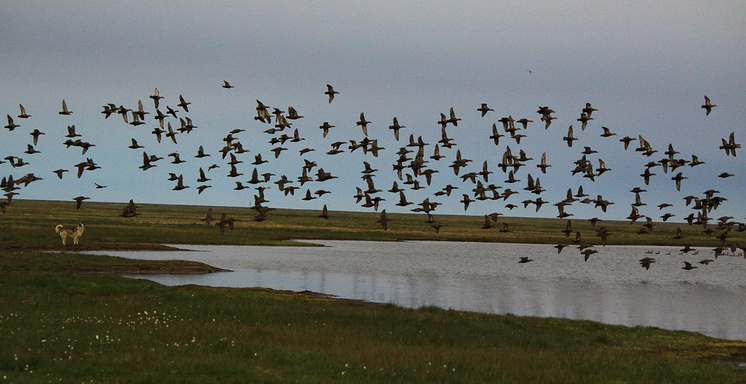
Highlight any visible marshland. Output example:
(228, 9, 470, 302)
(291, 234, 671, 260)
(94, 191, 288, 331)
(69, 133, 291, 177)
(1, 200, 745, 383)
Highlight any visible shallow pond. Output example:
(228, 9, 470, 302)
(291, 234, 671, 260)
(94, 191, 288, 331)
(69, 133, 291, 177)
(85, 240, 746, 341)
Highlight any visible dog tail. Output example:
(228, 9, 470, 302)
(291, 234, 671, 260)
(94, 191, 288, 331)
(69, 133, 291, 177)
(55, 224, 63, 233)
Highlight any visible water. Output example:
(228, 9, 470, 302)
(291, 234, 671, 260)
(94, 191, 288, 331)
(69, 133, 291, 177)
(84, 240, 746, 341)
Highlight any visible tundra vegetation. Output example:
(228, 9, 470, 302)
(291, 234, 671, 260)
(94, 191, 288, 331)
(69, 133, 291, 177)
(0, 200, 744, 383)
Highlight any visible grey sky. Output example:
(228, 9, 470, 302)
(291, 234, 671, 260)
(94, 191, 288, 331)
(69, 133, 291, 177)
(1, 1, 744, 222)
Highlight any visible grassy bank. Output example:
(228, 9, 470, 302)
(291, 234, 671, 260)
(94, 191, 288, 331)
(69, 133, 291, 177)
(1, 199, 743, 249)
(1, 200, 745, 383)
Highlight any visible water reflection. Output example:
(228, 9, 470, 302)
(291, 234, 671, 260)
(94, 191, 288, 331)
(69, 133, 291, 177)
(86, 240, 746, 341)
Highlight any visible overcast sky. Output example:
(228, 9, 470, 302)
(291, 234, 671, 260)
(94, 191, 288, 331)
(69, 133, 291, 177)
(1, 1, 744, 224)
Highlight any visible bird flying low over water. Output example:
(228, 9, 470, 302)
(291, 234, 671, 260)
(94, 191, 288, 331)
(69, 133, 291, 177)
(682, 261, 698, 270)
(639, 257, 656, 270)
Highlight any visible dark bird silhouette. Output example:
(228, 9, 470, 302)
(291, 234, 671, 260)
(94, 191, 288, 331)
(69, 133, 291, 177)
(478, 103, 494, 117)
(537, 152, 551, 174)
(460, 194, 474, 211)
(600, 126, 616, 137)
(53, 169, 68, 179)
(701, 95, 716, 116)
(128, 138, 144, 149)
(215, 213, 235, 234)
(287, 106, 304, 120)
(518, 257, 533, 264)
(177, 95, 191, 112)
(639, 257, 656, 270)
(139, 152, 157, 171)
(319, 204, 329, 219)
(376, 209, 390, 231)
(719, 132, 740, 157)
(356, 112, 371, 136)
(59, 99, 73, 115)
(671, 172, 688, 191)
(222, 80, 234, 89)
(73, 195, 89, 210)
(620, 136, 636, 150)
(489, 123, 504, 146)
(4, 115, 20, 131)
(325, 84, 338, 103)
(17, 104, 31, 119)
(149, 89, 164, 111)
(319, 122, 335, 138)
(121, 199, 139, 217)
(582, 248, 598, 262)
(577, 112, 593, 131)
(682, 261, 698, 270)
(172, 175, 189, 191)
(389, 117, 405, 141)
(446, 107, 461, 126)
(583, 102, 598, 117)
(29, 129, 45, 146)
(563, 125, 578, 147)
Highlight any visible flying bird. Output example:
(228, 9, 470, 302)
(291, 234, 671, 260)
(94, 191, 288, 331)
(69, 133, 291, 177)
(4, 115, 19, 131)
(388, 117, 405, 141)
(17, 104, 31, 119)
(376, 209, 390, 231)
(59, 99, 73, 115)
(72, 196, 90, 210)
(701, 95, 716, 116)
(356, 112, 371, 136)
(325, 84, 339, 103)
(177, 95, 191, 112)
(477, 103, 494, 117)
(639, 257, 656, 270)
(719, 132, 740, 157)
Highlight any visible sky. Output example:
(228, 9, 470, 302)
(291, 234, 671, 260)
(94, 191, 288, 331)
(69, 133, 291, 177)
(1, 1, 744, 224)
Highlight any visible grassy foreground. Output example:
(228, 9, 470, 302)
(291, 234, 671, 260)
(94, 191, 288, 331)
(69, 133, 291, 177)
(1, 200, 745, 383)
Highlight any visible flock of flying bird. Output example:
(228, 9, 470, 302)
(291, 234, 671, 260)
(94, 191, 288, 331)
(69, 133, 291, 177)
(1, 83, 743, 270)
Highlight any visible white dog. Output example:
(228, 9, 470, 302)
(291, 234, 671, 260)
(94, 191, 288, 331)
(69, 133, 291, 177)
(55, 224, 85, 245)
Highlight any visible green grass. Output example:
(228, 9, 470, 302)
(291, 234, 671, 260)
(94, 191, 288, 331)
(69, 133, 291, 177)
(1, 199, 743, 249)
(0, 199, 745, 383)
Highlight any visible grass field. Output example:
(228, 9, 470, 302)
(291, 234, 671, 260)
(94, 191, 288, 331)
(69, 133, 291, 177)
(2, 199, 743, 249)
(1, 199, 745, 383)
